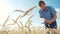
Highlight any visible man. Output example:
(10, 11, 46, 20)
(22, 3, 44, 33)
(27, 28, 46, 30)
(39, 1, 57, 29)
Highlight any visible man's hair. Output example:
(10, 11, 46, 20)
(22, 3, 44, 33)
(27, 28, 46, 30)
(39, 1, 45, 6)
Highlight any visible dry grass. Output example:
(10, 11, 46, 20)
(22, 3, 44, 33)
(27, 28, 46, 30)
(1, 6, 60, 34)
(0, 28, 60, 34)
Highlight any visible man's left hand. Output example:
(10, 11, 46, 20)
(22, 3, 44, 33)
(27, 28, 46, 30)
(46, 20, 52, 24)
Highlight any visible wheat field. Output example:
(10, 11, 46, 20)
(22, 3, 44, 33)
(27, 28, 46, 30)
(0, 6, 60, 34)
(0, 27, 60, 34)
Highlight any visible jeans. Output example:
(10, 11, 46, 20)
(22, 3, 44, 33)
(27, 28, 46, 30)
(45, 21, 57, 29)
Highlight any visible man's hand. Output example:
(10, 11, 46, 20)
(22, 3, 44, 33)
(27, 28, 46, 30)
(46, 20, 52, 24)
(40, 18, 52, 24)
(44, 20, 52, 24)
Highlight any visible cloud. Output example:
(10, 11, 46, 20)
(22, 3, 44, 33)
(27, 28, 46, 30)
(55, 8, 60, 18)
(55, 8, 60, 26)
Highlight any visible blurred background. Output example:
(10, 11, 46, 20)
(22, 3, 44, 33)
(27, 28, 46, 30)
(0, 0, 60, 29)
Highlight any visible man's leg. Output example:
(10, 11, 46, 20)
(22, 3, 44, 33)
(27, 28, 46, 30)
(49, 21, 57, 34)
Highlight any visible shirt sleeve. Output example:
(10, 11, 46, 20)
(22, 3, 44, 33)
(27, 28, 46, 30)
(39, 10, 44, 18)
(50, 7, 57, 15)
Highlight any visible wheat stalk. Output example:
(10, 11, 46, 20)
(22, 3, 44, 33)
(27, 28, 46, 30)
(2, 16, 10, 29)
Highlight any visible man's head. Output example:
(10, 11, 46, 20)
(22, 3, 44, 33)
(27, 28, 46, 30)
(39, 1, 46, 10)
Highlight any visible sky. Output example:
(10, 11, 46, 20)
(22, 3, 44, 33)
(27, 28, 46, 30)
(0, 0, 60, 29)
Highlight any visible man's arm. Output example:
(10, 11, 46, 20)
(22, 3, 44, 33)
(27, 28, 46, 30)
(45, 14, 57, 24)
(51, 14, 57, 23)
(45, 6, 57, 24)
(46, 14, 57, 24)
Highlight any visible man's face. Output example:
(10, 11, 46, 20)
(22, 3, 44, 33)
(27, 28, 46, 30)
(40, 3, 46, 10)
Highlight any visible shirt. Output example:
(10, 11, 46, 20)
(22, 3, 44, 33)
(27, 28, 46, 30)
(39, 6, 57, 20)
